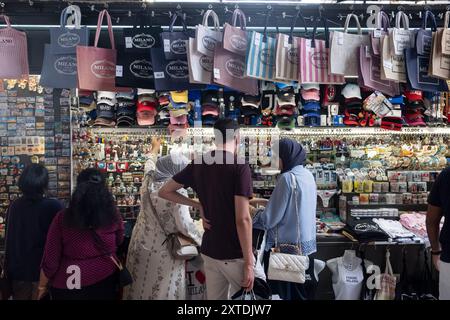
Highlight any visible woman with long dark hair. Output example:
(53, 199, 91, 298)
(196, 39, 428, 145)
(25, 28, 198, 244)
(37, 168, 124, 300)
(3, 164, 63, 300)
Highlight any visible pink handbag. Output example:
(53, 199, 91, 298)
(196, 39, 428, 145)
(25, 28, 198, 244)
(0, 15, 29, 79)
(223, 9, 248, 56)
(76, 10, 117, 91)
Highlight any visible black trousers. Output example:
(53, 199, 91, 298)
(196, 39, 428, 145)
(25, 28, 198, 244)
(50, 272, 118, 300)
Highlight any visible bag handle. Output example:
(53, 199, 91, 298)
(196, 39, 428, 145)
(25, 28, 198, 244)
(90, 229, 123, 271)
(202, 9, 220, 30)
(169, 13, 188, 33)
(311, 16, 329, 49)
(0, 15, 11, 28)
(289, 9, 308, 44)
(60, 5, 82, 29)
(344, 14, 362, 34)
(445, 11, 450, 29)
(94, 9, 115, 49)
(384, 249, 394, 276)
(231, 9, 246, 30)
(262, 9, 273, 42)
(395, 11, 409, 29)
(143, 175, 169, 238)
(376, 11, 390, 31)
(422, 10, 437, 31)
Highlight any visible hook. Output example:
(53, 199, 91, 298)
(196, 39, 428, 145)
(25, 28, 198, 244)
(234, 4, 239, 10)
(398, 5, 405, 12)
(208, 4, 213, 10)
(176, 4, 181, 11)
(224, 6, 229, 13)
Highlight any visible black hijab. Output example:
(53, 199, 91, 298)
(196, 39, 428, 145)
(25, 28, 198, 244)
(277, 138, 306, 173)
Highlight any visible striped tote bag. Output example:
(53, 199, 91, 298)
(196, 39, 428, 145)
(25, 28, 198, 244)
(298, 17, 344, 84)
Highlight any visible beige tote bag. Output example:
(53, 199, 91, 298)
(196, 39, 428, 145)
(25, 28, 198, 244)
(381, 34, 407, 83)
(329, 14, 370, 77)
(187, 37, 213, 84)
(429, 30, 450, 80)
(195, 10, 222, 58)
(440, 11, 450, 55)
(389, 11, 414, 56)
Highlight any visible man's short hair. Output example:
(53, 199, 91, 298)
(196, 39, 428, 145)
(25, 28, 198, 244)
(213, 119, 239, 144)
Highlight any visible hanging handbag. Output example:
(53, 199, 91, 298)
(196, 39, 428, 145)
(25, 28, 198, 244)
(275, 10, 307, 82)
(298, 17, 344, 84)
(329, 14, 370, 77)
(429, 11, 450, 80)
(267, 173, 309, 284)
(90, 230, 133, 288)
(405, 10, 448, 92)
(213, 46, 258, 95)
(50, 5, 88, 55)
(371, 11, 390, 56)
(375, 249, 396, 300)
(121, 13, 161, 52)
(161, 13, 193, 61)
(195, 10, 222, 57)
(246, 11, 278, 81)
(0, 15, 29, 79)
(440, 11, 450, 55)
(40, 44, 78, 89)
(76, 10, 117, 91)
(187, 37, 213, 84)
(389, 11, 414, 56)
(115, 47, 154, 89)
(144, 177, 198, 260)
(223, 9, 248, 56)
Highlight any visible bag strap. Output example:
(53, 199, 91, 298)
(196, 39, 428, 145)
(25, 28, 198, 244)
(169, 13, 188, 33)
(311, 16, 329, 49)
(94, 10, 115, 49)
(262, 9, 272, 42)
(90, 229, 123, 271)
(143, 175, 169, 238)
(395, 11, 409, 29)
(445, 11, 450, 29)
(0, 15, 11, 28)
(384, 249, 394, 276)
(376, 11, 390, 31)
(60, 5, 82, 29)
(422, 10, 437, 31)
(344, 14, 362, 34)
(202, 9, 220, 30)
(231, 9, 246, 30)
(289, 9, 308, 44)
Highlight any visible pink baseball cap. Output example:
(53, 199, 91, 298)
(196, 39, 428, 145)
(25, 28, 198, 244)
(202, 105, 219, 116)
(301, 89, 320, 101)
(170, 114, 188, 125)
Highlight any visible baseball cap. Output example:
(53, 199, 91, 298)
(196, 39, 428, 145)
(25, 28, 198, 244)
(303, 101, 321, 112)
(202, 90, 219, 108)
(137, 88, 156, 96)
(304, 113, 321, 126)
(170, 113, 188, 125)
(169, 95, 188, 109)
(277, 116, 295, 130)
(93, 117, 116, 127)
(323, 85, 338, 105)
(96, 103, 115, 119)
(276, 88, 296, 106)
(302, 84, 320, 91)
(388, 95, 405, 105)
(241, 106, 261, 117)
(301, 89, 320, 102)
(170, 109, 189, 118)
(138, 95, 157, 104)
(116, 102, 136, 118)
(202, 115, 218, 126)
(116, 116, 136, 127)
(158, 110, 170, 125)
(170, 90, 188, 103)
(404, 111, 426, 127)
(137, 110, 156, 126)
(158, 94, 170, 106)
(275, 105, 295, 116)
(97, 91, 117, 106)
(202, 105, 219, 116)
(137, 99, 157, 112)
(116, 90, 135, 100)
(241, 95, 261, 108)
(405, 90, 423, 102)
(341, 84, 362, 99)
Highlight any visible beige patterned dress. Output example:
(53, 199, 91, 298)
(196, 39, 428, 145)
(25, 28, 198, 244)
(123, 174, 202, 300)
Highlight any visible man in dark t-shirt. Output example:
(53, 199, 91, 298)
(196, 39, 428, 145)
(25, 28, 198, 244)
(426, 167, 450, 300)
(159, 119, 254, 299)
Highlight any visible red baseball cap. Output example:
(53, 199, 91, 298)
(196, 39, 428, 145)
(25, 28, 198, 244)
(137, 101, 157, 126)
(405, 90, 423, 102)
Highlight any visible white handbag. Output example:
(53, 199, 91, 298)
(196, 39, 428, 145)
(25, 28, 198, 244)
(195, 10, 222, 57)
(267, 173, 309, 284)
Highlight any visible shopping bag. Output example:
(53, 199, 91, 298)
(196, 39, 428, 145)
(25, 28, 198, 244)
(429, 11, 450, 80)
(0, 15, 29, 79)
(151, 47, 204, 91)
(115, 47, 154, 89)
(405, 10, 448, 92)
(359, 45, 400, 96)
(50, 5, 88, 55)
(76, 10, 117, 91)
(440, 11, 450, 55)
(121, 13, 161, 52)
(213, 46, 258, 95)
(389, 11, 415, 56)
(275, 11, 307, 81)
(375, 250, 396, 300)
(223, 9, 248, 56)
(161, 13, 193, 61)
(371, 11, 390, 56)
(298, 17, 344, 84)
(187, 38, 213, 84)
(329, 14, 370, 76)
(195, 10, 222, 57)
(246, 11, 277, 81)
(40, 44, 78, 89)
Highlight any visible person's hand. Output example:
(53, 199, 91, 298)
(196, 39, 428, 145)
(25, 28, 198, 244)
(249, 205, 261, 218)
(433, 254, 441, 272)
(36, 287, 48, 300)
(250, 198, 269, 207)
(199, 205, 211, 230)
(242, 264, 254, 292)
(151, 137, 161, 155)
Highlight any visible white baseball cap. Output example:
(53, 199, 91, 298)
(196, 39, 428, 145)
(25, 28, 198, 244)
(137, 88, 156, 96)
(341, 83, 362, 99)
(301, 84, 320, 91)
(97, 91, 117, 106)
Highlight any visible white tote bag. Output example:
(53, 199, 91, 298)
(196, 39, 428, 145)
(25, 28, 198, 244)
(389, 11, 414, 56)
(329, 14, 370, 77)
(187, 37, 213, 84)
(195, 10, 222, 58)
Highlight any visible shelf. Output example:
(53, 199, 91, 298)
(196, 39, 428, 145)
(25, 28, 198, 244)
(347, 202, 428, 211)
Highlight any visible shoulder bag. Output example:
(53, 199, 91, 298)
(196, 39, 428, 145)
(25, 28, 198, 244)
(146, 186, 198, 260)
(267, 173, 309, 284)
(223, 9, 248, 56)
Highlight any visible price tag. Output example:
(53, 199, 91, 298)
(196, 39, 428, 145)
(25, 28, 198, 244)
(337, 33, 344, 45)
(365, 46, 371, 58)
(163, 39, 171, 52)
(284, 36, 289, 48)
(213, 68, 221, 79)
(254, 32, 261, 46)
(115, 65, 123, 77)
(373, 30, 382, 38)
(125, 37, 133, 48)
(154, 71, 165, 79)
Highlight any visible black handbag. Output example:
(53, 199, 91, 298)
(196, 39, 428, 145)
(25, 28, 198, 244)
(91, 230, 133, 288)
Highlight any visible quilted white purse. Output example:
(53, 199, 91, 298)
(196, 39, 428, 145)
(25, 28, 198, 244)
(267, 173, 309, 284)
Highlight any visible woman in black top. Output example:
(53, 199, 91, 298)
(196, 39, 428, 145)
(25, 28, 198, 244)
(5, 164, 63, 300)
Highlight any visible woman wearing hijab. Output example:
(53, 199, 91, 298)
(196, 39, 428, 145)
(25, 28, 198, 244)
(252, 138, 317, 300)
(123, 152, 202, 300)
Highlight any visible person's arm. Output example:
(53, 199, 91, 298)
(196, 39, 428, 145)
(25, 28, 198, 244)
(35, 270, 49, 300)
(158, 179, 202, 210)
(235, 195, 254, 291)
(253, 174, 290, 231)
